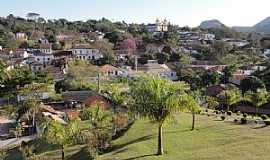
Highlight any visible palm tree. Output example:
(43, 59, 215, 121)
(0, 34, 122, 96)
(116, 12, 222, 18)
(245, 89, 269, 117)
(80, 105, 113, 154)
(130, 75, 190, 155)
(87, 105, 112, 130)
(42, 119, 82, 160)
(188, 91, 201, 131)
(17, 83, 49, 133)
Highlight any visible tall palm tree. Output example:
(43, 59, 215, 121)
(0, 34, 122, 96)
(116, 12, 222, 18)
(187, 91, 201, 131)
(42, 119, 82, 160)
(130, 75, 190, 155)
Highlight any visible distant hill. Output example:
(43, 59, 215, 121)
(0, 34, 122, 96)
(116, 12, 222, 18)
(199, 19, 225, 29)
(254, 17, 270, 33)
(233, 17, 270, 34)
(232, 26, 253, 33)
(199, 19, 243, 39)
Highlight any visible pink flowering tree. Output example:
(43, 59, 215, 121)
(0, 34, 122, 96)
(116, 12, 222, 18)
(119, 38, 137, 54)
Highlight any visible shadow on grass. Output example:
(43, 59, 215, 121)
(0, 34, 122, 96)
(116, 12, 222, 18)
(164, 129, 191, 134)
(67, 147, 91, 160)
(31, 138, 58, 154)
(213, 119, 224, 121)
(106, 135, 154, 153)
(5, 148, 24, 160)
(252, 125, 269, 129)
(112, 148, 129, 155)
(120, 154, 156, 160)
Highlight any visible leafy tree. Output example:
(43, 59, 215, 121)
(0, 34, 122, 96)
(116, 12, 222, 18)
(156, 52, 169, 64)
(96, 40, 116, 65)
(104, 31, 124, 44)
(212, 40, 232, 62)
(130, 75, 190, 155)
(218, 88, 241, 111)
(201, 71, 220, 87)
(245, 89, 269, 116)
(205, 96, 219, 109)
(26, 13, 40, 21)
(179, 54, 191, 65)
(169, 52, 181, 62)
(0, 59, 9, 85)
(221, 65, 236, 84)
(240, 76, 265, 96)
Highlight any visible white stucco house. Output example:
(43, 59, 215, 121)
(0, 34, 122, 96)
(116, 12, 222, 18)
(32, 52, 54, 66)
(137, 60, 178, 81)
(71, 44, 103, 60)
(38, 44, 52, 54)
(99, 64, 128, 77)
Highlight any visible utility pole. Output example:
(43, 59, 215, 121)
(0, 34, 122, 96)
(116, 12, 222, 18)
(135, 56, 138, 72)
(97, 73, 100, 93)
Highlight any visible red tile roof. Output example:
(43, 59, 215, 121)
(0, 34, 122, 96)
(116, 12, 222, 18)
(99, 64, 119, 72)
(83, 95, 111, 110)
(39, 44, 52, 49)
(65, 110, 80, 120)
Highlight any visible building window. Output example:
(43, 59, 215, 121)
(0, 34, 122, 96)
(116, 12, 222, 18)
(47, 58, 50, 61)
(37, 58, 40, 61)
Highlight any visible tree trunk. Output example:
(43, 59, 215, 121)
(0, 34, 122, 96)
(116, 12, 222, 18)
(157, 123, 163, 156)
(61, 145, 65, 160)
(191, 113, 195, 131)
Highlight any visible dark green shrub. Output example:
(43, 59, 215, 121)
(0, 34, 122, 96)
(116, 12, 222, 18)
(241, 118, 247, 124)
(234, 119, 238, 123)
(261, 115, 268, 120)
(221, 116, 225, 121)
(243, 113, 248, 118)
(264, 120, 270, 126)
(205, 109, 208, 113)
(227, 111, 232, 116)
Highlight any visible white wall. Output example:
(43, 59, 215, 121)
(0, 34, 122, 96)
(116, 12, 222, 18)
(71, 48, 102, 60)
(34, 54, 54, 65)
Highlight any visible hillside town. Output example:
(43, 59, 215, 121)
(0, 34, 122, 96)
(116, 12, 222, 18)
(1, 9, 270, 160)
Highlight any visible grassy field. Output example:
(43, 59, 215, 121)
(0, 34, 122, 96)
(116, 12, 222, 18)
(99, 114, 270, 160)
(5, 114, 270, 160)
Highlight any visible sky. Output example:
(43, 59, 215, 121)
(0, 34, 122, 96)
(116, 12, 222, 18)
(0, 0, 269, 27)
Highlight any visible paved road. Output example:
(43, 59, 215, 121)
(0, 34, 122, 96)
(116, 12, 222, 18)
(0, 135, 36, 149)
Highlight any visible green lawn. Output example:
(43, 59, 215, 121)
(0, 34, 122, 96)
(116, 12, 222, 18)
(99, 114, 270, 160)
(6, 114, 270, 160)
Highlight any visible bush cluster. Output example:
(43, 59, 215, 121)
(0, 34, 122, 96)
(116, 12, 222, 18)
(261, 115, 268, 120)
(221, 116, 226, 121)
